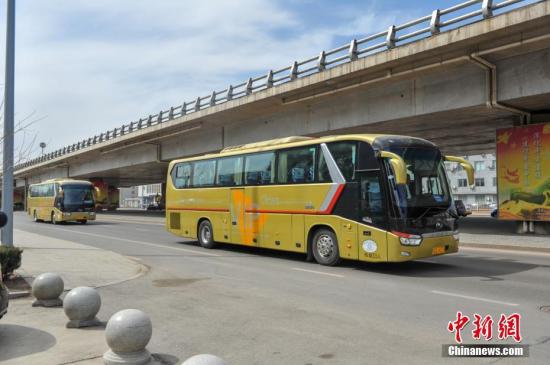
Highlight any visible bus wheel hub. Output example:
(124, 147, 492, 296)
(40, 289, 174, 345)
(317, 235, 334, 257)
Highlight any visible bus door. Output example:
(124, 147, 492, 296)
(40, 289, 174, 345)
(229, 188, 245, 244)
(357, 171, 388, 262)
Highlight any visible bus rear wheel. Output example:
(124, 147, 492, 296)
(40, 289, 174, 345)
(312, 229, 341, 266)
(198, 220, 216, 249)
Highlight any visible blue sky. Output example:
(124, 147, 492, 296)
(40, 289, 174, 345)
(0, 0, 512, 160)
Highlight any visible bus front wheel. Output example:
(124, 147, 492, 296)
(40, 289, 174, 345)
(312, 229, 341, 266)
(198, 220, 217, 249)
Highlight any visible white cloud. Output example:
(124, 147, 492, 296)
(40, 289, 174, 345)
(0, 0, 412, 157)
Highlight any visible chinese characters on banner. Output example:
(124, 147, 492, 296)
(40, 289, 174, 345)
(496, 123, 550, 221)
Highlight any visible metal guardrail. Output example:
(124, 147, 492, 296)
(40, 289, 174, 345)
(16, 0, 539, 170)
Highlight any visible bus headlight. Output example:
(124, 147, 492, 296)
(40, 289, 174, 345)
(63, 212, 72, 216)
(392, 231, 422, 246)
(453, 233, 459, 241)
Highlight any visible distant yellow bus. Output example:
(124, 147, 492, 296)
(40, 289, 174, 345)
(27, 179, 96, 224)
(165, 134, 474, 265)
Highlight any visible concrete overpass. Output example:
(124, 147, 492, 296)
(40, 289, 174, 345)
(13, 0, 550, 188)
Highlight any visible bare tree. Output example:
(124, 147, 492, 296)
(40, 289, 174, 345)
(0, 98, 48, 170)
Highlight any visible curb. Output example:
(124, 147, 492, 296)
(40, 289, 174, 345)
(460, 242, 550, 253)
(8, 258, 149, 300)
(7, 290, 30, 299)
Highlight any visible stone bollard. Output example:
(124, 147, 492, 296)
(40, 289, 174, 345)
(182, 354, 228, 365)
(31, 273, 64, 307)
(63, 286, 102, 328)
(103, 309, 152, 365)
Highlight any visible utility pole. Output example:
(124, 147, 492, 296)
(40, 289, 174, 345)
(2, 0, 15, 247)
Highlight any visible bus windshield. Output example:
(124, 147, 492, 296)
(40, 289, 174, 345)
(61, 185, 95, 210)
(384, 147, 452, 224)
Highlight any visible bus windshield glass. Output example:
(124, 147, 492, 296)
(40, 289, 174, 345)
(384, 147, 451, 220)
(61, 185, 95, 210)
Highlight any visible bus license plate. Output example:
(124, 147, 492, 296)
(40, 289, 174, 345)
(432, 246, 445, 255)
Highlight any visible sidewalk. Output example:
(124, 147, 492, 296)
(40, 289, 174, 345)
(0, 229, 148, 365)
(459, 232, 550, 252)
(457, 216, 550, 252)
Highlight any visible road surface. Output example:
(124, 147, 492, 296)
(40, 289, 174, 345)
(13, 212, 550, 364)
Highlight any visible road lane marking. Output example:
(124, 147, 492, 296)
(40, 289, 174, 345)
(431, 290, 519, 306)
(96, 218, 164, 226)
(291, 267, 344, 278)
(33, 226, 220, 257)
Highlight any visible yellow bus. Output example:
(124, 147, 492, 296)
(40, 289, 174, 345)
(165, 134, 474, 265)
(27, 179, 96, 224)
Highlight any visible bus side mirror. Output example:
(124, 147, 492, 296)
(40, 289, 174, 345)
(454, 200, 471, 217)
(380, 151, 407, 185)
(0, 211, 7, 228)
(444, 156, 474, 187)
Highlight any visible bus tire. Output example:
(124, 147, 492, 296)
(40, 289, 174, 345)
(78, 220, 87, 224)
(312, 228, 341, 266)
(198, 220, 216, 249)
(51, 212, 58, 225)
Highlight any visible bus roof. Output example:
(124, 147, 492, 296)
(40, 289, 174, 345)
(31, 178, 93, 186)
(220, 136, 313, 152)
(170, 133, 437, 164)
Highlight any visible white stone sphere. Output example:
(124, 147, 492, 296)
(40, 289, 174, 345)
(182, 354, 228, 365)
(63, 286, 101, 320)
(32, 273, 64, 300)
(105, 309, 152, 353)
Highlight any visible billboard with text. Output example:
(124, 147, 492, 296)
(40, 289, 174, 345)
(496, 123, 550, 221)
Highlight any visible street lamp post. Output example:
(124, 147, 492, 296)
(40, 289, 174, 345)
(2, 0, 16, 247)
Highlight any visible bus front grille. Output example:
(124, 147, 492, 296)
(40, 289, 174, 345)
(169, 212, 181, 230)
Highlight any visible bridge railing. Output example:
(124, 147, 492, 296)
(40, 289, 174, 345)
(16, 0, 539, 170)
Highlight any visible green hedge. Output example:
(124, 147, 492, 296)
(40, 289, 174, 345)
(0, 246, 23, 280)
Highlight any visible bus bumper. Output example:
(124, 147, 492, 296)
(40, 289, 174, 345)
(58, 211, 96, 222)
(387, 232, 459, 262)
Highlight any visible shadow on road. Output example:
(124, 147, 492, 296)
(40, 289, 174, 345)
(174, 240, 548, 280)
(0, 324, 57, 361)
(347, 255, 548, 280)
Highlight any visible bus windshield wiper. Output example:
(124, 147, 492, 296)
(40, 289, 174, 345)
(413, 206, 446, 222)
(413, 207, 433, 222)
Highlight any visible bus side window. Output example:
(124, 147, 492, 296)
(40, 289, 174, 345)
(47, 183, 54, 197)
(359, 172, 386, 226)
(328, 142, 357, 182)
(173, 163, 192, 188)
(216, 156, 243, 186)
(277, 147, 315, 184)
(245, 152, 275, 185)
(192, 160, 216, 187)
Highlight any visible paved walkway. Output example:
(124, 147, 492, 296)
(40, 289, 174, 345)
(0, 229, 147, 365)
(458, 216, 550, 251)
(459, 232, 550, 251)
